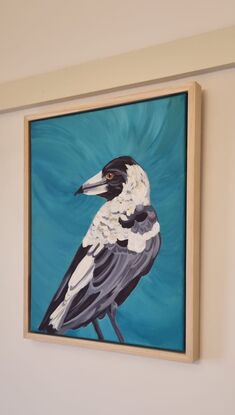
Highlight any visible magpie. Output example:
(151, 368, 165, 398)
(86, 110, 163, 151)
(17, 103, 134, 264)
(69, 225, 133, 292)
(39, 156, 161, 343)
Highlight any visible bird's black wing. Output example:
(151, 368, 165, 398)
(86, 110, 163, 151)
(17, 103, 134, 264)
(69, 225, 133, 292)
(115, 233, 161, 306)
(59, 206, 161, 332)
(39, 244, 91, 332)
(62, 235, 160, 332)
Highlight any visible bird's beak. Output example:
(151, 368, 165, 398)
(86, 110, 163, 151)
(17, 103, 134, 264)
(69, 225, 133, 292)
(74, 171, 107, 196)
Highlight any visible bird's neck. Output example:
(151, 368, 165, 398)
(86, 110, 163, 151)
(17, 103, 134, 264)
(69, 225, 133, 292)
(110, 190, 149, 217)
(115, 164, 150, 213)
(82, 164, 151, 248)
(83, 193, 149, 248)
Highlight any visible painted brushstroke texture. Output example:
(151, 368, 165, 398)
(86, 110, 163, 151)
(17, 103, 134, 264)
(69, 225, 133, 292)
(30, 93, 187, 351)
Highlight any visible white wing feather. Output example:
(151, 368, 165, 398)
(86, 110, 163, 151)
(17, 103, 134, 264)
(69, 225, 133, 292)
(49, 250, 95, 330)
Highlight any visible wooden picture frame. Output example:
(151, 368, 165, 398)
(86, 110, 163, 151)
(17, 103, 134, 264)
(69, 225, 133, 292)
(24, 82, 201, 362)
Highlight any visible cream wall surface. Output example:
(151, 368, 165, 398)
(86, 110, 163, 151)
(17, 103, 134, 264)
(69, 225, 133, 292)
(0, 0, 234, 83)
(0, 68, 235, 415)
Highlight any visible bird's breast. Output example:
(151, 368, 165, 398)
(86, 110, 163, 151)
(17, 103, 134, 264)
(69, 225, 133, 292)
(82, 200, 160, 254)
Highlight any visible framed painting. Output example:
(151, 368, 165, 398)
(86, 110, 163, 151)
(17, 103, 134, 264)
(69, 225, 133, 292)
(24, 83, 201, 362)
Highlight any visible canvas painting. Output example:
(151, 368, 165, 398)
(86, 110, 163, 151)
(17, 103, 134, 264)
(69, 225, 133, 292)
(25, 84, 201, 361)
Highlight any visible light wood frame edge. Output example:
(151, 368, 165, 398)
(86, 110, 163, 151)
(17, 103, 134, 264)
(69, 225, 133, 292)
(24, 82, 202, 362)
(24, 118, 30, 339)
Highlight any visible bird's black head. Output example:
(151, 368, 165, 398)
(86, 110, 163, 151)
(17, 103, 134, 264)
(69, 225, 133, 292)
(75, 156, 138, 200)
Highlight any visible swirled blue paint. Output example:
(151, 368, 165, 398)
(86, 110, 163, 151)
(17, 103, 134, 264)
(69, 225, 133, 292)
(30, 93, 187, 351)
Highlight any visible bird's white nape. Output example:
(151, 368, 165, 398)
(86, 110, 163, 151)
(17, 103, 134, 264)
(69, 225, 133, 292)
(122, 164, 150, 206)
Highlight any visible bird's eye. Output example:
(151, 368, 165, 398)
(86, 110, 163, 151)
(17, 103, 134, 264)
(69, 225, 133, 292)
(106, 172, 114, 180)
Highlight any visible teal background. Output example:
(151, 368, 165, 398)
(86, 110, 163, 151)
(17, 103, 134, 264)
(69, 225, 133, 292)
(30, 93, 187, 351)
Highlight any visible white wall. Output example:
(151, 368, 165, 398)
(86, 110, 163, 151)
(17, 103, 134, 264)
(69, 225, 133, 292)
(0, 0, 235, 83)
(0, 68, 235, 415)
